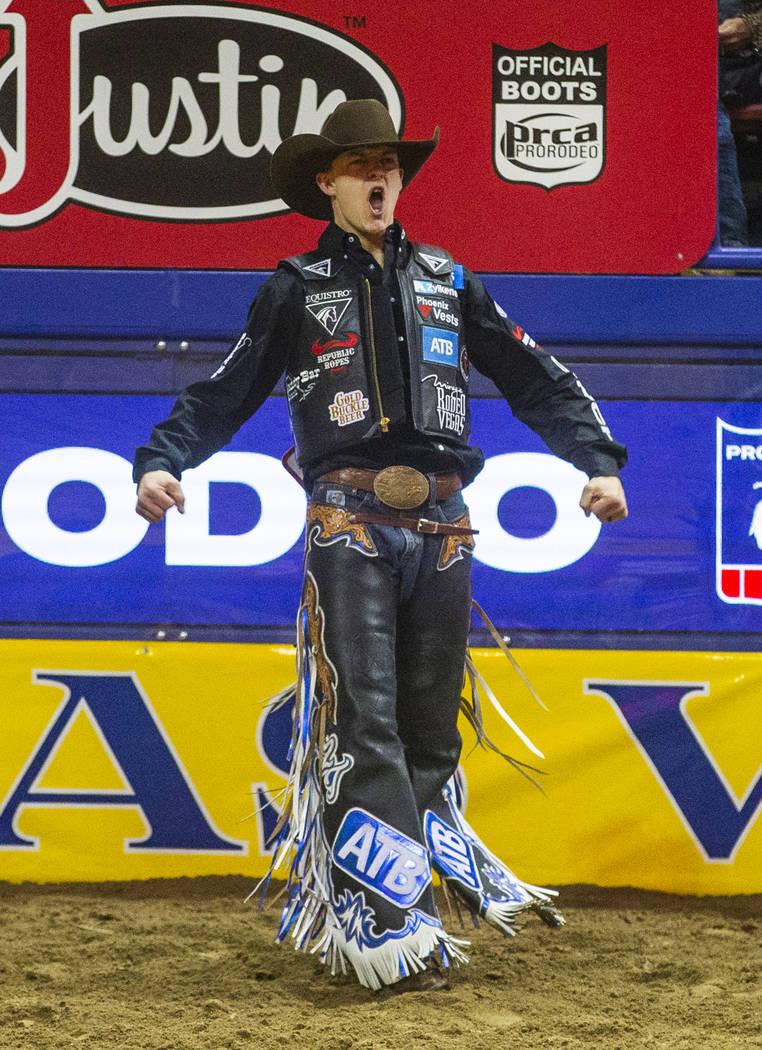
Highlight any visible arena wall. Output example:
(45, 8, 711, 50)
(2, 0, 760, 891)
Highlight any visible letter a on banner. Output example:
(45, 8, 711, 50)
(0, 671, 246, 853)
(585, 680, 762, 862)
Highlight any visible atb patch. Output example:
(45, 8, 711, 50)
(492, 42, 606, 191)
(511, 323, 543, 351)
(422, 326, 458, 368)
(333, 808, 431, 907)
(716, 418, 762, 604)
(424, 811, 481, 892)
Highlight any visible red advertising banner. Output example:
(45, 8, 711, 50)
(0, 0, 716, 273)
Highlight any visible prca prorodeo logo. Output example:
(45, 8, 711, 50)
(716, 418, 762, 605)
(492, 42, 606, 191)
(0, 0, 402, 227)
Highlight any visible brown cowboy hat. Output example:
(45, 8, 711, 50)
(270, 98, 439, 220)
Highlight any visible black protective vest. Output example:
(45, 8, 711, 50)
(282, 242, 470, 465)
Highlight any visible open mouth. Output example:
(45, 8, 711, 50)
(369, 186, 385, 217)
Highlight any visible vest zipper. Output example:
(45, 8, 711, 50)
(364, 278, 390, 433)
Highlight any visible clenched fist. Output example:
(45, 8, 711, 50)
(136, 470, 186, 523)
(579, 475, 628, 523)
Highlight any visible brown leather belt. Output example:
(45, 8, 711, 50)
(348, 512, 477, 536)
(319, 466, 462, 509)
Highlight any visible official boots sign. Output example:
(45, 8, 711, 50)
(492, 43, 606, 191)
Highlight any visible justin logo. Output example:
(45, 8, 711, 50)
(0, 0, 402, 226)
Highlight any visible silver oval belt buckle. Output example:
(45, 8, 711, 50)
(372, 465, 430, 510)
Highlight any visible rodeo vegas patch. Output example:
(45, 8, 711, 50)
(492, 42, 607, 191)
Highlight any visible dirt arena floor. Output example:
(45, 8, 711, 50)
(1, 877, 759, 1050)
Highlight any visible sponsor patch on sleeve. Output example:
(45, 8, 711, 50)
(210, 332, 250, 379)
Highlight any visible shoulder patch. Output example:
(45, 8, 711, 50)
(302, 257, 332, 278)
(419, 251, 450, 274)
(283, 252, 343, 281)
(412, 243, 454, 278)
(453, 263, 464, 290)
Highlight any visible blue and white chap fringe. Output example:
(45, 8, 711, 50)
(252, 587, 562, 989)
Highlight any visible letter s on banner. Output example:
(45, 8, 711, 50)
(1, 447, 148, 567)
(465, 452, 601, 572)
(165, 451, 306, 565)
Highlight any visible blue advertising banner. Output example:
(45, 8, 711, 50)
(1, 393, 761, 633)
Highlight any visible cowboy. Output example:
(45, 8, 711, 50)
(134, 98, 628, 996)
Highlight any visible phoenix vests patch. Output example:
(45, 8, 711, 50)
(492, 42, 606, 191)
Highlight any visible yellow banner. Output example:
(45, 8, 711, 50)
(0, 640, 760, 893)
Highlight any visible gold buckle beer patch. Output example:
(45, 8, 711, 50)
(492, 42, 607, 191)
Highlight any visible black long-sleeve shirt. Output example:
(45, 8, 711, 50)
(134, 222, 627, 491)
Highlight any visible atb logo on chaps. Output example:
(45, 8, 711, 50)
(0, 0, 402, 226)
(333, 808, 431, 907)
(716, 418, 762, 604)
(492, 42, 607, 191)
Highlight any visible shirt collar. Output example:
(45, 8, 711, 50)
(317, 221, 409, 264)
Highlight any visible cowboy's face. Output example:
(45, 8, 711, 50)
(316, 147, 403, 241)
